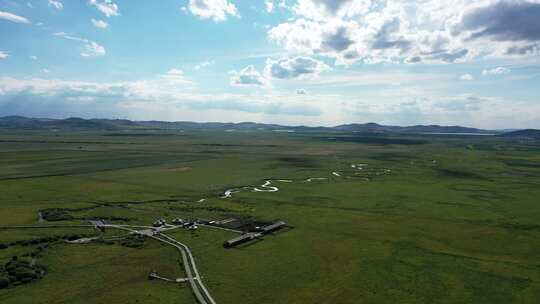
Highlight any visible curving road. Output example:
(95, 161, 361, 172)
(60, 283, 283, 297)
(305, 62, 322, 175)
(0, 224, 218, 304)
(158, 233, 217, 304)
(113, 225, 217, 304)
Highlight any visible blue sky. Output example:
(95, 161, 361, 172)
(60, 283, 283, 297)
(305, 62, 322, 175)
(0, 0, 539, 128)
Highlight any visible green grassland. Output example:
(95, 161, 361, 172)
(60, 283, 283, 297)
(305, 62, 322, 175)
(1, 129, 540, 303)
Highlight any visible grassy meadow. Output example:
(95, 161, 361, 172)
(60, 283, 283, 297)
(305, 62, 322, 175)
(1, 129, 540, 303)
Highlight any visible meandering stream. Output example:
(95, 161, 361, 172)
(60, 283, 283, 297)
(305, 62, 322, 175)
(219, 163, 391, 199)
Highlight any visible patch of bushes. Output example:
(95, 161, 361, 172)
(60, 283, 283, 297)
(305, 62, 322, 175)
(83, 216, 132, 222)
(437, 168, 488, 180)
(0, 257, 45, 289)
(0, 275, 9, 289)
(39, 208, 73, 221)
(9, 234, 95, 247)
(40, 207, 132, 223)
(119, 235, 145, 248)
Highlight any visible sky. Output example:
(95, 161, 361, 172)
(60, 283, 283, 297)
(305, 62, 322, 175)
(0, 0, 539, 129)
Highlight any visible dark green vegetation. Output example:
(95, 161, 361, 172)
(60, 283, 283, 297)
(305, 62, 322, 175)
(1, 127, 540, 303)
(0, 257, 45, 289)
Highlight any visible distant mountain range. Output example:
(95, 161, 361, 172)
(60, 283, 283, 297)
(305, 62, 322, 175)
(499, 129, 540, 139)
(0, 116, 536, 136)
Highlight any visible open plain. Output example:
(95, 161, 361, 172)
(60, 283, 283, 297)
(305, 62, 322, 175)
(1, 129, 540, 303)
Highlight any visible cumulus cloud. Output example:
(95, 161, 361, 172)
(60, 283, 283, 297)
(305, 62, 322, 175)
(265, 0, 274, 13)
(54, 32, 106, 57)
(48, 0, 63, 10)
(91, 19, 108, 29)
(296, 88, 307, 94)
(188, 0, 239, 22)
(482, 67, 511, 76)
(88, 0, 119, 18)
(264, 56, 330, 79)
(0, 11, 30, 24)
(160, 69, 193, 85)
(194, 60, 214, 70)
(81, 41, 105, 57)
(264, 0, 288, 13)
(230, 65, 271, 87)
(460, 74, 474, 81)
(268, 0, 540, 65)
(0, 51, 8, 59)
(459, 1, 540, 42)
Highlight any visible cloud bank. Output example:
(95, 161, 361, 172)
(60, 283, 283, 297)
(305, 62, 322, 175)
(268, 0, 540, 65)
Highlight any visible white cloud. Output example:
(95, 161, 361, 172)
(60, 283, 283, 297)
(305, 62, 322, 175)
(302, 70, 452, 87)
(0, 75, 324, 119)
(91, 19, 108, 29)
(27, 3, 33, 9)
(42, 69, 50, 73)
(160, 69, 193, 85)
(194, 60, 215, 70)
(2, 74, 540, 128)
(0, 11, 31, 24)
(0, 51, 8, 59)
(188, 0, 239, 22)
(268, 0, 540, 65)
(30, 55, 38, 60)
(230, 65, 271, 87)
(460, 74, 474, 81)
(88, 0, 119, 18)
(433, 94, 486, 112)
(482, 67, 511, 76)
(81, 41, 105, 57)
(48, 0, 63, 10)
(296, 88, 307, 94)
(264, 56, 331, 79)
(265, 0, 274, 13)
(54, 32, 106, 57)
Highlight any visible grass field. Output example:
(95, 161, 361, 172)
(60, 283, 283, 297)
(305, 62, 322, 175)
(1, 129, 540, 303)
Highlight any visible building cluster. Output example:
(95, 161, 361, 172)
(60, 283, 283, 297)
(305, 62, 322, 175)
(153, 218, 198, 230)
(150, 216, 289, 248)
(223, 221, 287, 248)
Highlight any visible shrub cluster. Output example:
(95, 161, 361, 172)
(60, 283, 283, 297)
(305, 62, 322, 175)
(0, 257, 45, 289)
(119, 235, 145, 248)
(39, 208, 73, 221)
(8, 234, 94, 247)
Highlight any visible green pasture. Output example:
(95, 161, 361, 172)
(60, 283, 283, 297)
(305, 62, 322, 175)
(1, 130, 539, 303)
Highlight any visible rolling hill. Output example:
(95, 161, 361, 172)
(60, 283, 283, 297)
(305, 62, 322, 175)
(0, 116, 498, 134)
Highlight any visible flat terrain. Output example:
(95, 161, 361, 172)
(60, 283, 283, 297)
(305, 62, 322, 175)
(1, 129, 540, 303)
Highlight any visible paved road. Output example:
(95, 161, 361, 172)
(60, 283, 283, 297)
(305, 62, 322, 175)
(1, 224, 218, 304)
(158, 233, 217, 304)
(112, 225, 217, 304)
